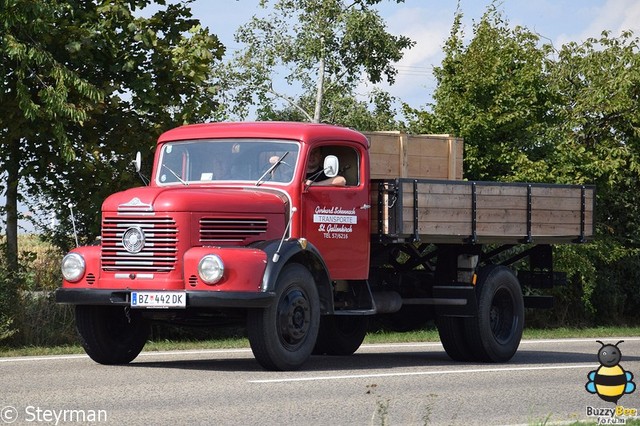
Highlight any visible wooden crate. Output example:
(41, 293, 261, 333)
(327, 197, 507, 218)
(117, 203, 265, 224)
(364, 131, 463, 180)
(371, 179, 595, 244)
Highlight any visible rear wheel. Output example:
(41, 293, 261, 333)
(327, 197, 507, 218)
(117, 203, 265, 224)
(437, 315, 474, 361)
(313, 315, 369, 356)
(75, 305, 150, 365)
(247, 264, 320, 370)
(465, 265, 524, 362)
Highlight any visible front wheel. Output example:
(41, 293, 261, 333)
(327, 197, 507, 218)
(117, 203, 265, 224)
(75, 305, 150, 365)
(465, 265, 524, 362)
(247, 264, 320, 370)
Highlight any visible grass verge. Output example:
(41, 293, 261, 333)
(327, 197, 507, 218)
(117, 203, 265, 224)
(2, 326, 640, 358)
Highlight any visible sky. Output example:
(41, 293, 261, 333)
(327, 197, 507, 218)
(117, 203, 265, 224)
(5, 0, 640, 234)
(189, 0, 640, 111)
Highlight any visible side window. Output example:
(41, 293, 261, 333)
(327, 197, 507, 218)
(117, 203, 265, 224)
(321, 145, 360, 186)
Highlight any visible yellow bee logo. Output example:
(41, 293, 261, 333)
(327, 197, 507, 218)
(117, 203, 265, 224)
(586, 340, 636, 403)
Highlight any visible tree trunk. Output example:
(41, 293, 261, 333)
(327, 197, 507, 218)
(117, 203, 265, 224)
(4, 136, 20, 275)
(313, 56, 325, 123)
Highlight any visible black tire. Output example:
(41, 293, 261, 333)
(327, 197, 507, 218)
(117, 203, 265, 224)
(465, 265, 524, 362)
(75, 305, 150, 365)
(247, 264, 320, 370)
(437, 315, 474, 361)
(313, 315, 369, 356)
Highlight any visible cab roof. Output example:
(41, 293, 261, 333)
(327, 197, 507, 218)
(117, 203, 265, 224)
(157, 121, 369, 149)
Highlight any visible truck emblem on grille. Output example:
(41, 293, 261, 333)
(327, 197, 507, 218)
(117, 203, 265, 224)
(119, 197, 153, 212)
(122, 226, 145, 253)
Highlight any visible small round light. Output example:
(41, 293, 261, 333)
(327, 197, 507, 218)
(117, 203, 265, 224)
(61, 253, 86, 282)
(198, 255, 224, 284)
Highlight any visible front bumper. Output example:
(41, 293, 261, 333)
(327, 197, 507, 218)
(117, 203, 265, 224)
(55, 288, 275, 309)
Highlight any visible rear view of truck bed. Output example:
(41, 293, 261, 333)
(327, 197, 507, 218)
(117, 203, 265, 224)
(371, 179, 595, 244)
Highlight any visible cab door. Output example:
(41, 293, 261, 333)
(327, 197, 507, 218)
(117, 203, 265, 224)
(301, 144, 370, 280)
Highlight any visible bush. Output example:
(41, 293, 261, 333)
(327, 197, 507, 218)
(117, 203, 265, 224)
(0, 235, 77, 348)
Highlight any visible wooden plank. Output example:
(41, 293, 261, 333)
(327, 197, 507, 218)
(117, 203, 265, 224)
(406, 158, 452, 179)
(406, 136, 450, 156)
(533, 223, 594, 237)
(400, 220, 593, 239)
(370, 154, 400, 179)
(448, 138, 456, 180)
(531, 186, 591, 198)
(402, 220, 472, 236)
(403, 208, 529, 224)
(400, 133, 408, 178)
(410, 193, 472, 209)
(367, 132, 401, 155)
(406, 182, 472, 196)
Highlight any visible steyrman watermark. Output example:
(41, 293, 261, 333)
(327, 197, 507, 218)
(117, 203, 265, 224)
(1, 406, 107, 425)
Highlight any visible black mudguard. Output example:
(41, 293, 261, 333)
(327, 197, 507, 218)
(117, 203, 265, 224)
(252, 239, 334, 314)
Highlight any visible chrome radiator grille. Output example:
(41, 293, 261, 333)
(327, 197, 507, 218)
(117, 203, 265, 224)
(101, 216, 178, 272)
(200, 217, 268, 244)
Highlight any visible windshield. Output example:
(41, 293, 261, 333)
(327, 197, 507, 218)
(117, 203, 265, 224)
(156, 139, 300, 185)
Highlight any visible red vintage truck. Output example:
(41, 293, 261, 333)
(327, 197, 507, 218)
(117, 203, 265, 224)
(56, 121, 595, 370)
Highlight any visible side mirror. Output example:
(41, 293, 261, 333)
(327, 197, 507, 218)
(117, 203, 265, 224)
(133, 151, 142, 173)
(323, 155, 339, 178)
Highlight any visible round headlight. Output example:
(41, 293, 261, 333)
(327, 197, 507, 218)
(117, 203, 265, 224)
(198, 255, 224, 285)
(61, 253, 86, 282)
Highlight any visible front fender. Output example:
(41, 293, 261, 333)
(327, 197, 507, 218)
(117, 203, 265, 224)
(183, 246, 267, 292)
(253, 239, 334, 314)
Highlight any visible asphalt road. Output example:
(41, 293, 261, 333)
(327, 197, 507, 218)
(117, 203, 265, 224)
(2, 338, 640, 425)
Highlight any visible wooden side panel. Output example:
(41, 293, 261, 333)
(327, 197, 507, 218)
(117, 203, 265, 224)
(365, 132, 463, 180)
(530, 186, 594, 237)
(371, 179, 595, 243)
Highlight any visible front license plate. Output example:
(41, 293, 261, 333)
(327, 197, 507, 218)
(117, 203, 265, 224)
(131, 291, 186, 309)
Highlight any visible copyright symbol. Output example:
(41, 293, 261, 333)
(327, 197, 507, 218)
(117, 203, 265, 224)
(0, 406, 18, 424)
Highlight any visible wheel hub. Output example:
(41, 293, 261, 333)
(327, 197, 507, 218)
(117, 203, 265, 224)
(490, 289, 515, 344)
(278, 289, 310, 349)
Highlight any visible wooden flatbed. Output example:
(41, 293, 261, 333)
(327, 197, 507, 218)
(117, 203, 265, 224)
(371, 178, 595, 245)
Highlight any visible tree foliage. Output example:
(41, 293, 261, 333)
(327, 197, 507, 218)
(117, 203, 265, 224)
(405, 6, 556, 181)
(217, 0, 414, 123)
(545, 31, 640, 246)
(1, 0, 224, 258)
(260, 89, 402, 131)
(406, 5, 640, 325)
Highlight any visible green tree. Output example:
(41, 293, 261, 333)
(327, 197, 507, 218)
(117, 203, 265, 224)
(217, 0, 413, 123)
(260, 89, 402, 131)
(545, 31, 640, 246)
(406, 4, 640, 324)
(404, 6, 556, 181)
(1, 0, 224, 253)
(1, 0, 224, 336)
(543, 31, 640, 323)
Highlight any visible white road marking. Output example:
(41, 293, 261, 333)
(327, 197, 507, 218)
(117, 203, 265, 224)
(519, 337, 640, 344)
(0, 354, 89, 363)
(248, 364, 596, 383)
(0, 348, 252, 363)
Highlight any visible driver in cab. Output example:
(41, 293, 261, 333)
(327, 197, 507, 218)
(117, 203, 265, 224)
(305, 149, 346, 187)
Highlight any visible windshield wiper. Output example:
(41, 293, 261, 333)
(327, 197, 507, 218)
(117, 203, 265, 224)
(162, 164, 189, 186)
(256, 152, 289, 187)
